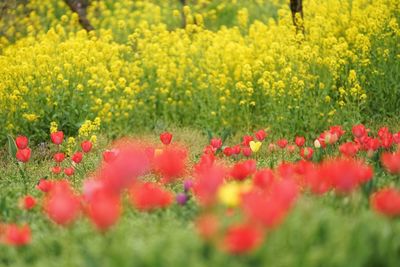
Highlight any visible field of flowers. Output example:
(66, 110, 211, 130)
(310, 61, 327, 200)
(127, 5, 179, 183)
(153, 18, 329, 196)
(0, 0, 400, 266)
(1, 0, 399, 141)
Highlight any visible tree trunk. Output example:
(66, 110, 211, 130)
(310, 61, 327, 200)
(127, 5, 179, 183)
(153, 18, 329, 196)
(63, 0, 94, 31)
(290, 0, 304, 33)
(180, 0, 188, 28)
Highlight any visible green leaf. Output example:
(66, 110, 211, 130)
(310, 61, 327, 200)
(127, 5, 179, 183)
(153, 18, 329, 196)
(221, 128, 232, 143)
(205, 129, 213, 142)
(6, 134, 17, 160)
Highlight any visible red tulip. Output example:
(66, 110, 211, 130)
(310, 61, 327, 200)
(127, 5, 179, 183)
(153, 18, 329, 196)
(53, 152, 65, 163)
(255, 129, 267, 141)
(196, 150, 215, 167)
(223, 147, 233, 157)
(72, 152, 83, 164)
(287, 145, 296, 153)
(195, 214, 219, 240)
(210, 138, 223, 149)
(329, 125, 345, 139)
(253, 169, 274, 189)
(52, 166, 62, 174)
(145, 147, 155, 161)
(381, 152, 400, 174)
(145, 145, 155, 161)
(223, 223, 263, 254)
(203, 145, 216, 155)
(393, 132, 400, 144)
(15, 136, 28, 149)
(44, 181, 81, 226)
(193, 163, 226, 207)
(232, 145, 241, 155)
(194, 153, 216, 174)
(129, 182, 173, 211)
(295, 136, 305, 147)
(366, 138, 380, 151)
(242, 179, 298, 228)
(242, 147, 252, 157)
(339, 142, 359, 157)
(64, 167, 75, 177)
(81, 140, 93, 153)
(371, 188, 400, 217)
(277, 162, 297, 180)
(242, 135, 253, 147)
(302, 163, 330, 195)
(300, 147, 314, 160)
(293, 160, 314, 186)
(268, 143, 277, 152)
(230, 160, 257, 181)
(102, 150, 117, 163)
(37, 179, 53, 193)
(86, 190, 121, 231)
(378, 127, 390, 139)
(380, 132, 393, 149)
(51, 131, 64, 145)
(4, 224, 31, 246)
(320, 158, 373, 193)
(352, 124, 366, 138)
(277, 139, 288, 149)
(160, 132, 173, 145)
(20, 195, 36, 210)
(154, 147, 187, 183)
(322, 132, 338, 145)
(82, 179, 105, 202)
(16, 148, 31, 163)
(316, 137, 326, 148)
(96, 143, 151, 194)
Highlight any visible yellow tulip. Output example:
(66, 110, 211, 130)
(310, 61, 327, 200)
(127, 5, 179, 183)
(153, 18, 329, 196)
(218, 182, 241, 207)
(249, 141, 262, 153)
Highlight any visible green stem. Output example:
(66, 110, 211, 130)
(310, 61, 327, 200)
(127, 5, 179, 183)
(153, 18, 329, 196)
(18, 163, 28, 194)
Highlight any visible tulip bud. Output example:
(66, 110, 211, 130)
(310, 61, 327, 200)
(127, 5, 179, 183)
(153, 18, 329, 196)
(314, 139, 321, 148)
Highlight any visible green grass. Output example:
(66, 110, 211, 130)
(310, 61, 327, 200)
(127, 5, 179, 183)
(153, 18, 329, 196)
(3, 198, 400, 267)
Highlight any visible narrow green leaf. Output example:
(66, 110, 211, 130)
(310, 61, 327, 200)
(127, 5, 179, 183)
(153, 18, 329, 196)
(206, 129, 213, 142)
(6, 134, 17, 160)
(221, 128, 232, 143)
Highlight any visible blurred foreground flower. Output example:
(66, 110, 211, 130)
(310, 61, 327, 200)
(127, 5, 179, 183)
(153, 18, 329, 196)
(381, 151, 400, 175)
(44, 181, 81, 226)
(371, 188, 400, 217)
(4, 224, 31, 247)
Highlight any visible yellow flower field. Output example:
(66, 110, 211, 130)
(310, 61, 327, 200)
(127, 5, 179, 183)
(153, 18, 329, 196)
(0, 0, 399, 142)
